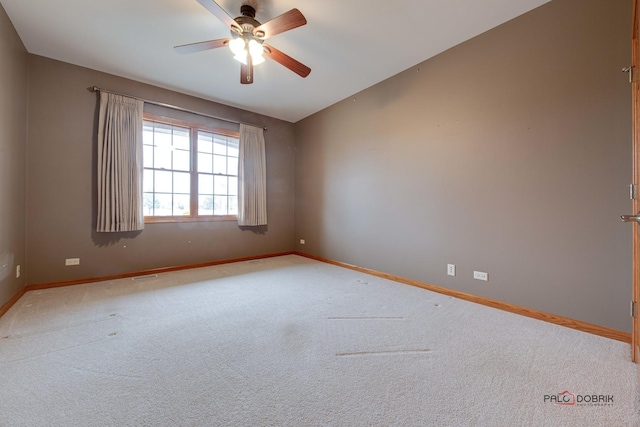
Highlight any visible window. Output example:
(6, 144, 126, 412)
(142, 115, 239, 222)
(196, 130, 239, 216)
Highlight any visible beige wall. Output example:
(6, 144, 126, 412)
(25, 56, 295, 284)
(0, 4, 27, 307)
(294, 0, 633, 332)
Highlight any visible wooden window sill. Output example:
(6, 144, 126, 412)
(144, 215, 237, 224)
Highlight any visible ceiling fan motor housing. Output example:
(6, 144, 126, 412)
(232, 5, 262, 35)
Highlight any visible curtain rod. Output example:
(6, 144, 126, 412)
(88, 86, 267, 131)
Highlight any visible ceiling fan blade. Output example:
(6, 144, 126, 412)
(263, 44, 311, 78)
(174, 38, 230, 54)
(196, 0, 241, 31)
(253, 9, 306, 39)
(240, 55, 254, 84)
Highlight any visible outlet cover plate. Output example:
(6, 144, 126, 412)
(473, 271, 488, 281)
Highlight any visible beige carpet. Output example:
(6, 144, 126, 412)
(0, 255, 638, 426)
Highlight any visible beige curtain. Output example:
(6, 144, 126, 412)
(238, 124, 267, 226)
(96, 92, 144, 232)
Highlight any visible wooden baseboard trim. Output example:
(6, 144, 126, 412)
(0, 286, 27, 318)
(25, 251, 296, 292)
(8, 251, 632, 344)
(295, 252, 631, 344)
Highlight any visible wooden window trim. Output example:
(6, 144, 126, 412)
(144, 215, 238, 224)
(143, 113, 240, 138)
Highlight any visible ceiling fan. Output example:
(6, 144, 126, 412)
(175, 0, 311, 84)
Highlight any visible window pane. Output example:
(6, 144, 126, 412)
(154, 193, 172, 216)
(198, 153, 212, 173)
(228, 139, 239, 157)
(228, 177, 238, 196)
(227, 157, 238, 176)
(228, 196, 238, 215)
(143, 193, 154, 216)
(214, 195, 228, 215)
(143, 169, 154, 192)
(143, 125, 154, 145)
(154, 124, 172, 147)
(214, 176, 228, 195)
(174, 172, 190, 194)
(173, 194, 190, 216)
(154, 146, 172, 170)
(155, 170, 173, 193)
(173, 149, 190, 171)
(198, 195, 214, 215)
(198, 173, 213, 194)
(198, 132, 213, 153)
(213, 136, 227, 155)
(213, 155, 227, 175)
(173, 128, 190, 150)
(143, 145, 153, 168)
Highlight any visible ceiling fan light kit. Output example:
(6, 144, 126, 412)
(175, 0, 311, 84)
(229, 37, 265, 65)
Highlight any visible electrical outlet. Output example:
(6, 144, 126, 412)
(447, 264, 456, 276)
(16, 265, 20, 278)
(473, 271, 488, 281)
(300, 239, 305, 245)
(65, 258, 80, 266)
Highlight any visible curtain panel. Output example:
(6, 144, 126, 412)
(238, 124, 267, 226)
(96, 92, 145, 232)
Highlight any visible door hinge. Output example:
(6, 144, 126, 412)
(630, 184, 638, 200)
(632, 301, 638, 318)
(623, 66, 635, 83)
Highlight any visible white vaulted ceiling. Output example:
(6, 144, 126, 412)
(0, 0, 550, 122)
